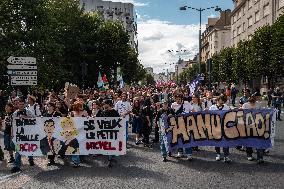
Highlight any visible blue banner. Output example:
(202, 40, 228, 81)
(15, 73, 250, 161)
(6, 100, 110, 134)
(162, 109, 276, 152)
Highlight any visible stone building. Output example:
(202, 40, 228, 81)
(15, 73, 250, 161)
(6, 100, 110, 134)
(80, 0, 138, 51)
(201, 10, 232, 63)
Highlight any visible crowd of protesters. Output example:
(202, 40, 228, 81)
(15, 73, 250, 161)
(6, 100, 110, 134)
(0, 84, 283, 173)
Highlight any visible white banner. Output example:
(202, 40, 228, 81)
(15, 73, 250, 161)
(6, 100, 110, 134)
(12, 117, 126, 156)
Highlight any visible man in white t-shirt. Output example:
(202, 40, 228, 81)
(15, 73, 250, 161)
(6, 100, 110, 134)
(27, 95, 41, 117)
(115, 92, 132, 142)
(171, 94, 193, 160)
(209, 94, 231, 163)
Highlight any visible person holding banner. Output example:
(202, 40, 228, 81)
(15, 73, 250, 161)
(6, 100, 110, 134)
(171, 94, 192, 159)
(209, 94, 231, 163)
(242, 94, 265, 164)
(189, 94, 203, 153)
(98, 99, 120, 168)
(156, 100, 175, 162)
(42, 102, 62, 166)
(60, 117, 80, 168)
(11, 99, 35, 173)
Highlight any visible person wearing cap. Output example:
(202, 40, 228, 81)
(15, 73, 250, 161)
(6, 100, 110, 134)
(27, 95, 42, 117)
(155, 100, 175, 162)
(209, 94, 231, 163)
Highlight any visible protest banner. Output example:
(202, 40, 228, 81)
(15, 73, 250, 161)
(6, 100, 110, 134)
(12, 117, 126, 156)
(163, 109, 276, 152)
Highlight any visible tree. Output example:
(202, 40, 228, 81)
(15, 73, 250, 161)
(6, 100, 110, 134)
(270, 15, 284, 87)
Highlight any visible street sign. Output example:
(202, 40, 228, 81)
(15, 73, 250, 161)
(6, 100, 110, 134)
(7, 56, 36, 65)
(7, 65, 37, 70)
(10, 80, 37, 86)
(10, 76, 37, 81)
(7, 70, 37, 76)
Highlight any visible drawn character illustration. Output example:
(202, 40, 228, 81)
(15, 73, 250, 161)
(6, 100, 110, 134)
(60, 117, 80, 155)
(40, 119, 64, 155)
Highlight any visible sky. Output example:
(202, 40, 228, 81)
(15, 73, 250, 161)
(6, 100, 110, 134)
(111, 0, 234, 73)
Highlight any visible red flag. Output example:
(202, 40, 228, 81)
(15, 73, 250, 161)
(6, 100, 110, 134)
(102, 74, 108, 83)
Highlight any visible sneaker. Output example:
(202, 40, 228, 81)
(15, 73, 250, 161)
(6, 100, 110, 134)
(72, 163, 79, 168)
(168, 152, 172, 157)
(47, 161, 56, 166)
(186, 155, 193, 161)
(177, 152, 183, 158)
(8, 158, 15, 163)
(216, 154, 221, 161)
(247, 157, 254, 161)
(162, 157, 167, 162)
(11, 167, 21, 173)
(264, 150, 269, 155)
(224, 157, 231, 163)
(135, 140, 141, 145)
(29, 160, 35, 166)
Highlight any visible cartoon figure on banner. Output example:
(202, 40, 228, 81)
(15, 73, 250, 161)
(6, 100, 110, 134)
(40, 119, 64, 155)
(60, 118, 80, 155)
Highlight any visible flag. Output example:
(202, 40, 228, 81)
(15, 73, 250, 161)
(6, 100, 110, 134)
(97, 71, 103, 88)
(102, 74, 109, 90)
(119, 79, 125, 89)
(188, 75, 201, 96)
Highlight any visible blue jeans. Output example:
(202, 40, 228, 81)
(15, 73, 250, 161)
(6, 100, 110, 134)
(160, 133, 167, 158)
(4, 133, 14, 151)
(184, 147, 192, 155)
(71, 155, 80, 165)
(14, 152, 33, 168)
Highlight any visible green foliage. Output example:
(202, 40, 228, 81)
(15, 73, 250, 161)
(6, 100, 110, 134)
(211, 14, 284, 87)
(0, 0, 144, 89)
(141, 73, 155, 86)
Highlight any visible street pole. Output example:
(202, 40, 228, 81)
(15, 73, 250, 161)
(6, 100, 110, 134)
(180, 6, 221, 75)
(199, 9, 202, 74)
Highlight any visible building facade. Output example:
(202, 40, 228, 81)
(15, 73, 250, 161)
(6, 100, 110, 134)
(231, 0, 284, 46)
(201, 11, 232, 63)
(80, 0, 138, 51)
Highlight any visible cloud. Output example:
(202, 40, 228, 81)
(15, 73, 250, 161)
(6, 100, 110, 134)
(137, 18, 205, 73)
(106, 0, 149, 7)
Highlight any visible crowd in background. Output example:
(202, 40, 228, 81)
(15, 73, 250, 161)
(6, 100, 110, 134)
(0, 84, 283, 173)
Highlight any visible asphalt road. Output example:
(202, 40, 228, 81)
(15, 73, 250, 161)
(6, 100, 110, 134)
(0, 119, 283, 189)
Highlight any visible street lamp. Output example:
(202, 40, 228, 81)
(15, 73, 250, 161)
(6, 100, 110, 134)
(180, 5, 221, 74)
(167, 49, 189, 84)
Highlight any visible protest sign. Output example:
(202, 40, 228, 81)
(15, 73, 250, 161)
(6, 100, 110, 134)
(12, 117, 126, 156)
(65, 84, 80, 99)
(163, 109, 276, 152)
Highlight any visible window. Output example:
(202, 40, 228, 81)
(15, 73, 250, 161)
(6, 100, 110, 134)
(263, 4, 270, 17)
(248, 0, 252, 9)
(248, 16, 253, 27)
(243, 22, 246, 32)
(279, 0, 284, 8)
(255, 11, 260, 22)
(237, 25, 241, 35)
(242, 7, 245, 16)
